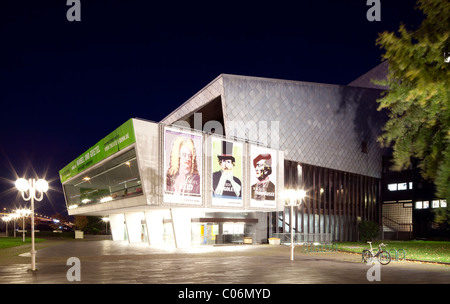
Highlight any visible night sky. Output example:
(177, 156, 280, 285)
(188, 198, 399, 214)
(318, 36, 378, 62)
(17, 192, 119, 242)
(0, 0, 423, 216)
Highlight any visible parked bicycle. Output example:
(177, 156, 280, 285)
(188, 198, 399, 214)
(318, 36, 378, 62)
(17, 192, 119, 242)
(362, 242, 391, 265)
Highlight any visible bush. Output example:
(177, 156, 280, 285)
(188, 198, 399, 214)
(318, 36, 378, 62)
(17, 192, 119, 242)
(358, 220, 379, 242)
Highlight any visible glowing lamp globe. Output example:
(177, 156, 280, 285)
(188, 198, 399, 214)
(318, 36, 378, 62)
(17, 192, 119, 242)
(35, 179, 49, 193)
(15, 178, 30, 192)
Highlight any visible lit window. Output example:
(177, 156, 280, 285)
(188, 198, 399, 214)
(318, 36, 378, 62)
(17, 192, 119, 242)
(423, 201, 429, 209)
(409, 182, 413, 189)
(388, 184, 397, 191)
(432, 200, 440, 208)
(441, 200, 447, 208)
(63, 149, 142, 209)
(415, 201, 422, 209)
(398, 183, 407, 190)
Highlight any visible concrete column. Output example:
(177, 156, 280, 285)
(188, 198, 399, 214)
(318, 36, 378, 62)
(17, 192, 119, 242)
(144, 210, 166, 246)
(170, 208, 192, 248)
(124, 212, 144, 243)
(109, 213, 125, 241)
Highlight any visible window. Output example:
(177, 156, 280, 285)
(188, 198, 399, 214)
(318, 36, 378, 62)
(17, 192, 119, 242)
(388, 184, 397, 191)
(397, 183, 407, 190)
(432, 200, 440, 208)
(415, 201, 430, 209)
(64, 149, 142, 209)
(223, 223, 244, 235)
(441, 200, 447, 208)
(388, 182, 412, 191)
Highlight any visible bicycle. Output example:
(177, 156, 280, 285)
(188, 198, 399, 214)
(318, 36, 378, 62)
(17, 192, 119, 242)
(361, 242, 391, 265)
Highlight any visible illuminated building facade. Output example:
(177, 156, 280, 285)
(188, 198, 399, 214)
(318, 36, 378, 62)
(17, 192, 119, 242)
(61, 71, 390, 246)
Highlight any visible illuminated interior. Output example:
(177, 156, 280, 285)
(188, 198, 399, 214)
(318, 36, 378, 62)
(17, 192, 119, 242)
(64, 148, 142, 209)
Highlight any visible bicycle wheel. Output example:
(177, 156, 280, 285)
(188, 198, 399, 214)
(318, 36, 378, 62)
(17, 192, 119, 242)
(377, 251, 391, 265)
(362, 250, 371, 263)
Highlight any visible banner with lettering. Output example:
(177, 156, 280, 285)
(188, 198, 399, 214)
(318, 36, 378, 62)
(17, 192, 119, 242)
(59, 119, 136, 183)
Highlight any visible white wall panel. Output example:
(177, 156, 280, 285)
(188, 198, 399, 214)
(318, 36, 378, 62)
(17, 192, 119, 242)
(109, 213, 125, 241)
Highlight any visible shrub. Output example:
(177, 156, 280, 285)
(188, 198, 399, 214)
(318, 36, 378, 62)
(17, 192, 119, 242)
(358, 220, 379, 242)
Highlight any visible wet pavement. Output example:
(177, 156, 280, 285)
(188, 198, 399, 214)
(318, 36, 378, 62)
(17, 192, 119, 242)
(1, 239, 449, 284)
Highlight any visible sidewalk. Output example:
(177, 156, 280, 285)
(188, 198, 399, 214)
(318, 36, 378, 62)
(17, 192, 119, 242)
(1, 239, 449, 284)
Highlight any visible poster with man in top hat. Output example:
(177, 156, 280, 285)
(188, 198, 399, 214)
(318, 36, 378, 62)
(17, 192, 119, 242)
(212, 138, 243, 207)
(250, 146, 277, 208)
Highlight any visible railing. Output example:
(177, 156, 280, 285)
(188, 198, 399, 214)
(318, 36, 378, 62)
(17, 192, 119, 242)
(382, 215, 413, 240)
(271, 233, 333, 244)
(192, 233, 256, 245)
(382, 215, 412, 232)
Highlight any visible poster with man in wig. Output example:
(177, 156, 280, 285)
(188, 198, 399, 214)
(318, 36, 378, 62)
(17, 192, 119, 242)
(164, 127, 202, 205)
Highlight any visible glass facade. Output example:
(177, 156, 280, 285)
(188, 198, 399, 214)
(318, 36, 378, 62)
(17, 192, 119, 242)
(64, 148, 143, 210)
(272, 160, 380, 242)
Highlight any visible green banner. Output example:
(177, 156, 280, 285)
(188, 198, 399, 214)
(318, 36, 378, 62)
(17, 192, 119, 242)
(59, 119, 136, 183)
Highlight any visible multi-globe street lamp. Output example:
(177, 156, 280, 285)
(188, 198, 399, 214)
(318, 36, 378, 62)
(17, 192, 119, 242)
(15, 178, 48, 271)
(283, 189, 306, 261)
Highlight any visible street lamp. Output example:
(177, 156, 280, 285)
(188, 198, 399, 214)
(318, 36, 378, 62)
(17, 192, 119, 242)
(15, 178, 48, 271)
(15, 208, 32, 242)
(9, 213, 19, 238)
(2, 216, 11, 237)
(283, 189, 306, 261)
(102, 217, 110, 239)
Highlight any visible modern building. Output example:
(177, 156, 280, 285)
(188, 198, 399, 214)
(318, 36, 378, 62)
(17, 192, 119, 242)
(62, 64, 438, 246)
(60, 118, 285, 247)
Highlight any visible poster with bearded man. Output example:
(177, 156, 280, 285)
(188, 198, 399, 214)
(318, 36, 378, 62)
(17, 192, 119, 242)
(250, 146, 277, 208)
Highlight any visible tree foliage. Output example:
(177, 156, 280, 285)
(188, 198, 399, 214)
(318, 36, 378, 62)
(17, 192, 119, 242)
(74, 216, 103, 234)
(376, 0, 450, 202)
(74, 215, 88, 231)
(358, 220, 380, 242)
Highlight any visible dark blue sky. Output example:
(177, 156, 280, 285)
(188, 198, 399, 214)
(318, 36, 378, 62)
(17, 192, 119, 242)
(0, 0, 423, 216)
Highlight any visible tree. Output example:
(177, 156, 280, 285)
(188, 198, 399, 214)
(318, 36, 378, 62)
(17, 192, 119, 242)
(74, 216, 88, 231)
(376, 0, 450, 202)
(74, 216, 103, 234)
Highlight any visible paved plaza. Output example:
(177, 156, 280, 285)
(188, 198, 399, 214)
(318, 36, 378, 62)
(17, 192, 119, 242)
(0, 239, 449, 284)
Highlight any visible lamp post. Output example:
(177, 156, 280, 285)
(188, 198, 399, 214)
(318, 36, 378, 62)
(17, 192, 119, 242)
(102, 217, 110, 239)
(15, 178, 48, 271)
(10, 213, 19, 238)
(283, 189, 306, 261)
(2, 216, 11, 237)
(16, 208, 31, 242)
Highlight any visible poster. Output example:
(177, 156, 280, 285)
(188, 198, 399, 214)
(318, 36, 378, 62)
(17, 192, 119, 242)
(211, 138, 243, 207)
(250, 146, 277, 208)
(164, 127, 202, 205)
